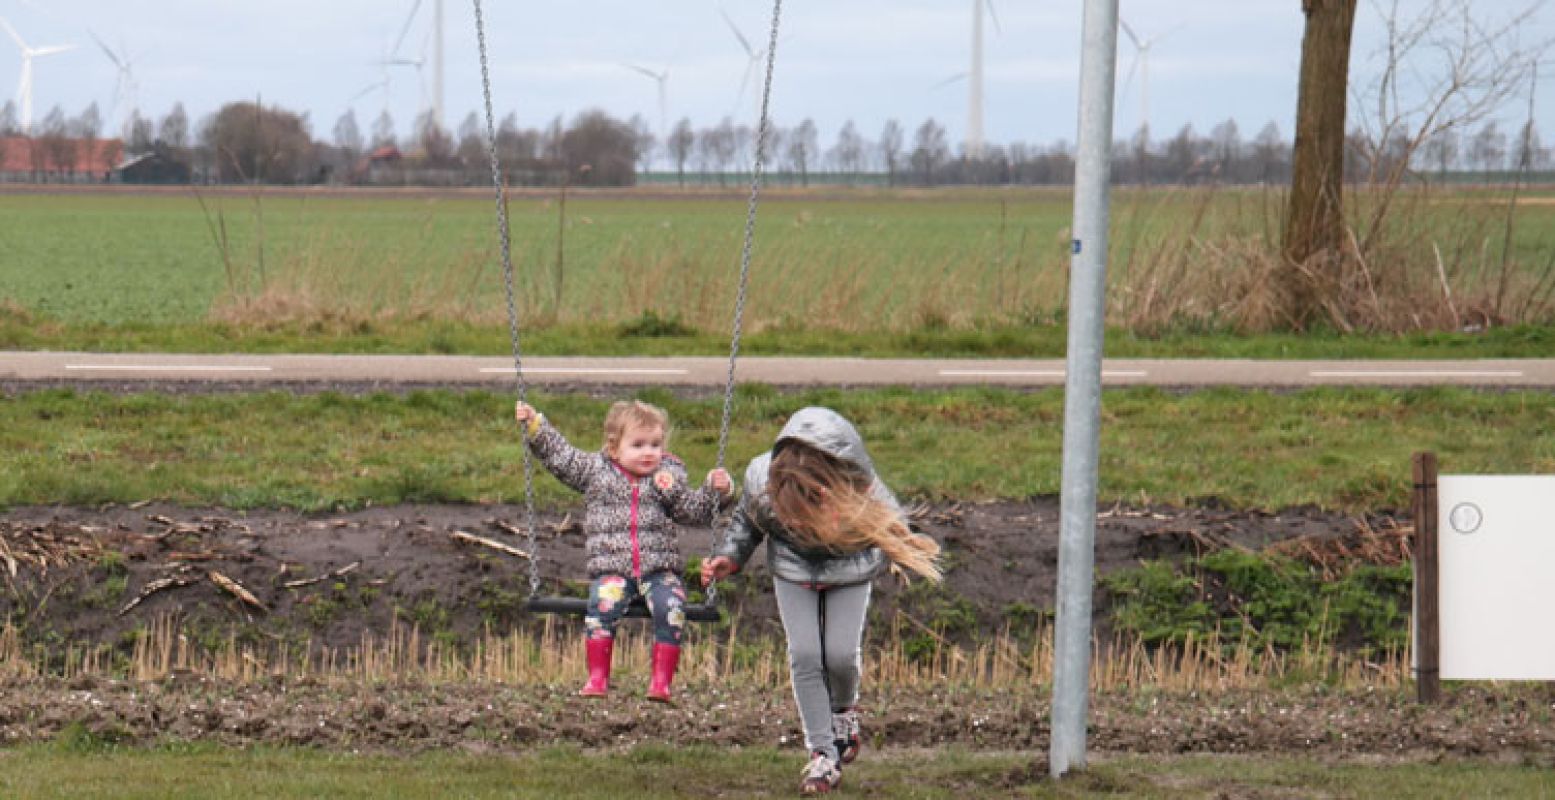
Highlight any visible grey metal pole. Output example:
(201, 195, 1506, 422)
(1050, 0, 1118, 779)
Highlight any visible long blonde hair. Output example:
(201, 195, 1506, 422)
(768, 442, 942, 582)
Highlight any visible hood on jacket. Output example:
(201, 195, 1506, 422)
(772, 406, 875, 479)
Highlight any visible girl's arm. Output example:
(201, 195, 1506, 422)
(518, 407, 598, 494)
(663, 462, 735, 525)
(708, 458, 768, 569)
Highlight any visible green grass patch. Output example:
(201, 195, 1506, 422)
(2, 744, 1552, 798)
(3, 385, 1555, 511)
(1103, 553, 1413, 657)
(5, 187, 1555, 355)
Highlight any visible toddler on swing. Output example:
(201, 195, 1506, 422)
(516, 399, 733, 702)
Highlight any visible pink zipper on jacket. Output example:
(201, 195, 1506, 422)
(614, 462, 643, 577)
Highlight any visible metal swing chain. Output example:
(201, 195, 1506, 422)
(707, 0, 784, 606)
(473, 0, 540, 600)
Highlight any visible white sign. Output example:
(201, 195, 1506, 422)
(1432, 475, 1555, 680)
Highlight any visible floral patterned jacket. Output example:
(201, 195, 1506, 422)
(527, 418, 731, 579)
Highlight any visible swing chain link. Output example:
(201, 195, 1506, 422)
(708, 0, 783, 607)
(473, 0, 540, 600)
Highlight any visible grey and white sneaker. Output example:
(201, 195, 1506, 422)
(832, 707, 861, 764)
(799, 750, 842, 795)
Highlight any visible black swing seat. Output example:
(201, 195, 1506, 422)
(525, 595, 721, 622)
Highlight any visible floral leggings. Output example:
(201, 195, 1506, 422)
(584, 571, 687, 645)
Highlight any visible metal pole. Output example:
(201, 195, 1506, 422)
(1050, 0, 1118, 779)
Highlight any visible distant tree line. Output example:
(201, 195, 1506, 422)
(0, 97, 1548, 188)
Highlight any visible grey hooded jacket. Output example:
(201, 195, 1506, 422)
(712, 407, 898, 586)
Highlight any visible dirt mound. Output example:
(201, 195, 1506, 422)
(0, 500, 1397, 654)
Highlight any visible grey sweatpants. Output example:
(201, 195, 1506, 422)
(773, 577, 872, 760)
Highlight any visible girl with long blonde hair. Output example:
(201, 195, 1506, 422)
(701, 407, 940, 795)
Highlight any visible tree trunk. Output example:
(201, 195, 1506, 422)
(1282, 0, 1359, 329)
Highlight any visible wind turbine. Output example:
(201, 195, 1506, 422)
(966, 0, 1001, 159)
(89, 30, 137, 139)
(1118, 18, 1178, 140)
(624, 63, 669, 141)
(0, 15, 75, 134)
(720, 8, 767, 121)
(387, 0, 444, 132)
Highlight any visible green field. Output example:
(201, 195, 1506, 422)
(4, 186, 1554, 355)
(5, 384, 1553, 511)
(4, 743, 1551, 799)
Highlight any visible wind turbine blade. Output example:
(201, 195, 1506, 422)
(1120, 55, 1138, 98)
(983, 0, 1002, 35)
(625, 63, 661, 80)
(33, 44, 75, 58)
(1119, 18, 1141, 49)
(720, 9, 755, 57)
(348, 80, 388, 104)
(0, 16, 27, 49)
(89, 30, 123, 68)
(391, 0, 423, 59)
(933, 72, 968, 91)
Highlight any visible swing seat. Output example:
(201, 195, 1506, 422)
(525, 595, 721, 622)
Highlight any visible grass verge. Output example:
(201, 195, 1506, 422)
(3, 743, 1551, 799)
(3, 385, 1554, 511)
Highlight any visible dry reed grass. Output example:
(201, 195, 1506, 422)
(0, 613, 1408, 694)
(194, 185, 1553, 337)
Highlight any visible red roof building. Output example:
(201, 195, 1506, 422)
(0, 136, 125, 182)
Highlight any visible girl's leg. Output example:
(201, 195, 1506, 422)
(773, 577, 837, 761)
(580, 574, 638, 697)
(819, 581, 871, 763)
(819, 582, 871, 709)
(641, 571, 687, 645)
(584, 574, 636, 641)
(642, 571, 687, 702)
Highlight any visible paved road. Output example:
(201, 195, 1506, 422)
(5, 351, 1555, 388)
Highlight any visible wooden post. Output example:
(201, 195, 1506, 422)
(1413, 451, 1440, 704)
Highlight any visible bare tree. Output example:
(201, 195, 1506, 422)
(371, 111, 396, 149)
(829, 119, 866, 182)
(1348, 1, 1548, 237)
(878, 119, 903, 186)
(627, 113, 655, 175)
(160, 103, 190, 151)
(1469, 120, 1508, 178)
(1281, 0, 1359, 329)
(74, 103, 103, 179)
(126, 110, 155, 155)
(700, 117, 737, 184)
(1422, 127, 1459, 177)
(785, 118, 818, 186)
(1209, 118, 1241, 179)
(1253, 121, 1288, 183)
(40, 107, 75, 178)
(909, 118, 949, 184)
(414, 111, 456, 168)
(334, 110, 364, 164)
(454, 111, 484, 167)
(667, 117, 694, 186)
(0, 101, 16, 136)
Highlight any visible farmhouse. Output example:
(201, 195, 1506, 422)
(0, 136, 124, 183)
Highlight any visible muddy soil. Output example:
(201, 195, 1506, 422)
(8, 499, 1520, 764)
(3, 673, 1553, 765)
(0, 499, 1398, 653)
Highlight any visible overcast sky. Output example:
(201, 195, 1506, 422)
(2, 0, 1551, 156)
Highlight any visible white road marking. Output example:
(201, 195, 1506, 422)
(938, 369, 1149, 378)
(66, 365, 273, 372)
(1309, 370, 1524, 378)
(478, 367, 689, 375)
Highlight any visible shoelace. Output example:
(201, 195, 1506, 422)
(803, 754, 837, 779)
